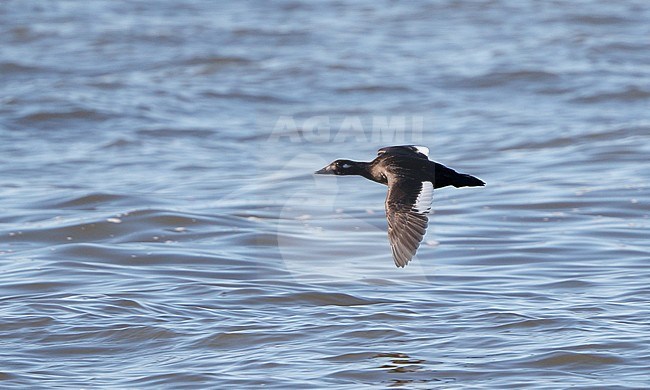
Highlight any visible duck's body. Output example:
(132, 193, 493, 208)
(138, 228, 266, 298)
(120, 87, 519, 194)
(315, 145, 484, 267)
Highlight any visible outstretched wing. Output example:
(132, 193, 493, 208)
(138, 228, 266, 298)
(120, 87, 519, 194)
(378, 145, 429, 159)
(385, 179, 433, 267)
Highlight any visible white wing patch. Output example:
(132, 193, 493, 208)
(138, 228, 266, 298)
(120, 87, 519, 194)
(413, 181, 433, 214)
(413, 145, 429, 157)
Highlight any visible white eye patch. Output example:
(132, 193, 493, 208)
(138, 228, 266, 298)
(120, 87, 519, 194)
(341, 163, 352, 168)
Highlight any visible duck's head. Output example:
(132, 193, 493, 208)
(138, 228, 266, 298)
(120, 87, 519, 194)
(315, 159, 361, 175)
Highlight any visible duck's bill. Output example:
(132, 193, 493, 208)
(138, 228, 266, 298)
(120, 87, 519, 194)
(314, 164, 335, 174)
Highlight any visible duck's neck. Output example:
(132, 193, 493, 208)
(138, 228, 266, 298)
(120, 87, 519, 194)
(350, 161, 381, 183)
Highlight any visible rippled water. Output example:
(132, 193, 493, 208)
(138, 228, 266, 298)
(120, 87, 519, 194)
(2, 0, 650, 388)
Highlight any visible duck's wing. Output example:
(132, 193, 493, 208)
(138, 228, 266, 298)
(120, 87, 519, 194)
(377, 145, 429, 159)
(384, 178, 433, 267)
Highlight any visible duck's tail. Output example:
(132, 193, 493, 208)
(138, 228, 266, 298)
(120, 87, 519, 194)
(432, 162, 485, 189)
(451, 173, 485, 188)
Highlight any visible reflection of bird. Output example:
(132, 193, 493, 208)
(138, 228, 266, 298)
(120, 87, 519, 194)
(315, 145, 485, 267)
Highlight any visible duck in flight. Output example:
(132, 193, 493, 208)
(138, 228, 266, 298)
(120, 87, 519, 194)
(315, 145, 485, 267)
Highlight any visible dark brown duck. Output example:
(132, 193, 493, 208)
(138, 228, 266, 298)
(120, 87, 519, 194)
(315, 145, 485, 267)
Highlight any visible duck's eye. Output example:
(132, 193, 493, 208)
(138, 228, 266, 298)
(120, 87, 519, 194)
(341, 163, 352, 169)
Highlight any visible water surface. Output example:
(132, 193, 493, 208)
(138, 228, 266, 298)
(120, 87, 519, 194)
(1, 0, 649, 388)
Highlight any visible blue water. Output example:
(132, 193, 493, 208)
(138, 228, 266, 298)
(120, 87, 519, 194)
(1, 0, 649, 388)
